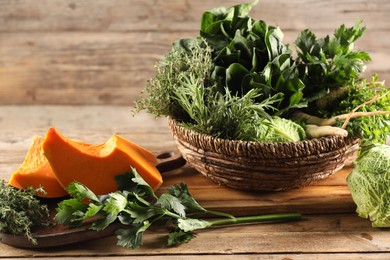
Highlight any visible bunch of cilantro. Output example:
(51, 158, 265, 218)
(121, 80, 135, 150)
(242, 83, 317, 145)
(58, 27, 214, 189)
(55, 169, 300, 248)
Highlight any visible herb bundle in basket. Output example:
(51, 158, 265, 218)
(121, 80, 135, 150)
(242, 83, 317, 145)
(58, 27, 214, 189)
(135, 1, 390, 191)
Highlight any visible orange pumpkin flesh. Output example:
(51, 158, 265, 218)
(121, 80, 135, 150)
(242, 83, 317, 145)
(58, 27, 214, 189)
(114, 134, 158, 166)
(42, 127, 162, 195)
(8, 136, 68, 198)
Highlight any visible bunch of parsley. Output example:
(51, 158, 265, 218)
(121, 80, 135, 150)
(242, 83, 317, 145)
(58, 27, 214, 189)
(55, 169, 300, 248)
(316, 76, 390, 144)
(295, 20, 371, 102)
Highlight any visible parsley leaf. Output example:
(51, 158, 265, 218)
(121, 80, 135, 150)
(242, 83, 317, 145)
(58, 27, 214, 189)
(66, 181, 99, 202)
(177, 218, 212, 232)
(122, 202, 157, 224)
(167, 229, 194, 246)
(103, 193, 127, 216)
(295, 20, 371, 99)
(91, 214, 118, 230)
(156, 194, 186, 218)
(116, 221, 151, 249)
(167, 182, 207, 214)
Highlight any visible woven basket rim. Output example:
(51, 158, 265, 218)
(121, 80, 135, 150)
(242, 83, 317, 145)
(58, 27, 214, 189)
(168, 117, 360, 159)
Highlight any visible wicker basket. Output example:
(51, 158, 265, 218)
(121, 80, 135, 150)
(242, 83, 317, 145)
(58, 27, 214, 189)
(168, 117, 360, 191)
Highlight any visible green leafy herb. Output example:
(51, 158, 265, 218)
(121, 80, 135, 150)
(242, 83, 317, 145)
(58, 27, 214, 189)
(0, 181, 50, 244)
(295, 20, 371, 101)
(136, 1, 386, 143)
(135, 37, 306, 142)
(173, 73, 305, 142)
(167, 229, 193, 246)
(313, 75, 390, 144)
(135, 1, 308, 142)
(134, 42, 214, 122)
(55, 169, 301, 248)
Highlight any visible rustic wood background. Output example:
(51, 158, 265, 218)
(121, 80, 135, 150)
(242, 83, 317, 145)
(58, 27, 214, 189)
(0, 0, 389, 105)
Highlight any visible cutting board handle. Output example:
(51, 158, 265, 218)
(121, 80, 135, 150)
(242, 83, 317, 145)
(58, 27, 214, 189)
(156, 151, 186, 174)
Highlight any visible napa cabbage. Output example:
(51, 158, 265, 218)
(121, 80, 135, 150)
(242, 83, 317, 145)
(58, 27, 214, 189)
(347, 144, 390, 227)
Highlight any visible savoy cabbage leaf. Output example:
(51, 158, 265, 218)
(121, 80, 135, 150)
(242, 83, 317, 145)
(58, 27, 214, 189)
(347, 144, 390, 227)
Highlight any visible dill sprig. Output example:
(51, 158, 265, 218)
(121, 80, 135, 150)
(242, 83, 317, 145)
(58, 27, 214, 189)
(134, 42, 214, 121)
(173, 73, 284, 140)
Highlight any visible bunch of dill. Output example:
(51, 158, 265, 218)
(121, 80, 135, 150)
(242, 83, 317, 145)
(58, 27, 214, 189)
(134, 42, 214, 122)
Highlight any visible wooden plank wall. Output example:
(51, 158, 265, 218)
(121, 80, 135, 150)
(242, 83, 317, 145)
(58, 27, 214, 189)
(0, 0, 389, 105)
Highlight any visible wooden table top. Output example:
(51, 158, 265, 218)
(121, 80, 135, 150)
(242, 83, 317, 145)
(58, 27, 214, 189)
(0, 105, 389, 259)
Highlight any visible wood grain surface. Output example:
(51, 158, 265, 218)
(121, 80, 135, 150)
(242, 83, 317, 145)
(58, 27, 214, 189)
(1, 1, 390, 257)
(0, 213, 388, 258)
(1, 0, 389, 105)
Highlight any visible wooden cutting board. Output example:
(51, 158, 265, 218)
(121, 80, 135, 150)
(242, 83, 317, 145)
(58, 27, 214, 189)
(159, 165, 356, 216)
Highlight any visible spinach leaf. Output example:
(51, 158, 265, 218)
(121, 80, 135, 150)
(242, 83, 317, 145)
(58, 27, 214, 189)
(198, 0, 305, 115)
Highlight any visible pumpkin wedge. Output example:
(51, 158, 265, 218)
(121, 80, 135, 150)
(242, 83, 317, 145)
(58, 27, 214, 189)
(8, 136, 68, 198)
(42, 127, 162, 195)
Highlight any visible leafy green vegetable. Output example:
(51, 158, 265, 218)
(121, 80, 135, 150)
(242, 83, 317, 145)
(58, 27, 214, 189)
(194, 0, 306, 114)
(295, 20, 371, 101)
(347, 144, 390, 227)
(134, 42, 214, 121)
(173, 73, 305, 142)
(0, 181, 50, 244)
(136, 1, 385, 143)
(314, 75, 390, 144)
(294, 22, 388, 143)
(135, 38, 305, 142)
(55, 168, 301, 248)
(257, 117, 306, 142)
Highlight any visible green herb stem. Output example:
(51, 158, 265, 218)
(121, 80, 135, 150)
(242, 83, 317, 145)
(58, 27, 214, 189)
(163, 210, 184, 220)
(209, 213, 302, 227)
(205, 210, 235, 219)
